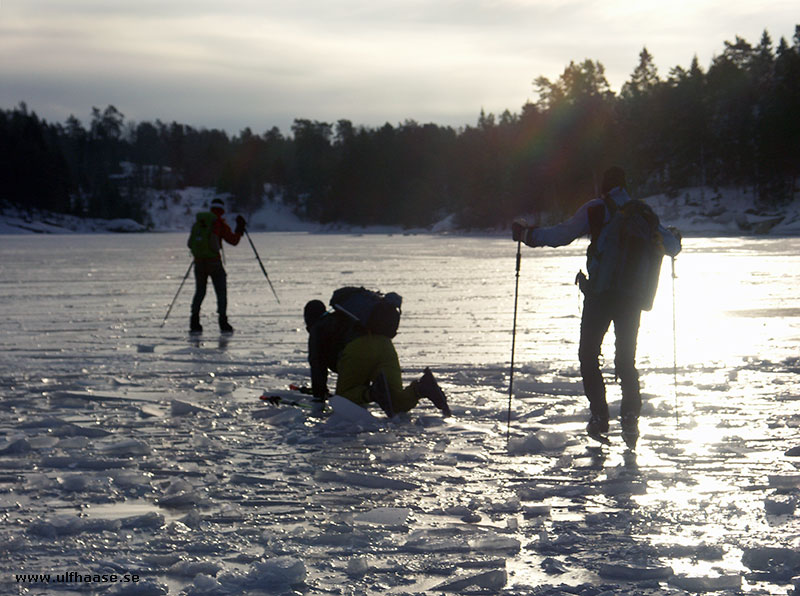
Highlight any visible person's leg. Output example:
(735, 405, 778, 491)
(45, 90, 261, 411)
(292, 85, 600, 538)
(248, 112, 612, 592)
(578, 294, 613, 425)
(209, 263, 227, 318)
(190, 261, 208, 330)
(335, 335, 419, 412)
(613, 300, 643, 420)
(335, 336, 375, 406)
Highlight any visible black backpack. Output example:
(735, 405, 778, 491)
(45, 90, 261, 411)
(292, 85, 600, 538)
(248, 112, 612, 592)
(588, 197, 665, 311)
(330, 287, 402, 338)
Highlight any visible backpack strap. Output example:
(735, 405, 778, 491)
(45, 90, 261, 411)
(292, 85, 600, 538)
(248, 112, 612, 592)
(588, 195, 613, 245)
(601, 193, 618, 216)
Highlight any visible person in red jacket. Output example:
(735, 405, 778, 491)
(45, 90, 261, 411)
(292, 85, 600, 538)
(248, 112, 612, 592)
(188, 197, 246, 334)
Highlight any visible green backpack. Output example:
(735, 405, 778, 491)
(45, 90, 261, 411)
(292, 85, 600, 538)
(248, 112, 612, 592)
(187, 212, 220, 259)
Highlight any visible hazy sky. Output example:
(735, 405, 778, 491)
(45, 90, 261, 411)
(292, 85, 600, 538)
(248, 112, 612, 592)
(2, 1, 797, 134)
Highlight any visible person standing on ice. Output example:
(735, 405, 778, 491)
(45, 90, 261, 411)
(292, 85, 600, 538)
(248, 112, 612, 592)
(511, 166, 681, 448)
(187, 197, 246, 334)
(303, 293, 451, 418)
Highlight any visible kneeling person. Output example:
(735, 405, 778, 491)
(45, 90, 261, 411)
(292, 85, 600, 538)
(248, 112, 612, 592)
(304, 289, 450, 417)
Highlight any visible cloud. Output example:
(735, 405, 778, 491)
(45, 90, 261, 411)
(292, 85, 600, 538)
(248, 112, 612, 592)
(1, 0, 797, 133)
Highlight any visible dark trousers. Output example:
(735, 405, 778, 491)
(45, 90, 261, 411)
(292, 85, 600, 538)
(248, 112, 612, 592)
(578, 293, 642, 421)
(191, 259, 227, 318)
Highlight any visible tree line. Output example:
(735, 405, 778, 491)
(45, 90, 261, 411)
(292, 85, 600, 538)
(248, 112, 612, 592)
(2, 26, 798, 229)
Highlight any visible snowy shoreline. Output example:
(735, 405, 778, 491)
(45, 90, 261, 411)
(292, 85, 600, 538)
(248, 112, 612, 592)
(2, 185, 800, 237)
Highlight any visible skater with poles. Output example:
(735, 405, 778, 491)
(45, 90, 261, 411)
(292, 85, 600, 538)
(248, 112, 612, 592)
(186, 198, 246, 334)
(511, 166, 682, 449)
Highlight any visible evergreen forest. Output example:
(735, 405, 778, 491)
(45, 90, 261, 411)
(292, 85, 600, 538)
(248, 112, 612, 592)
(2, 27, 799, 229)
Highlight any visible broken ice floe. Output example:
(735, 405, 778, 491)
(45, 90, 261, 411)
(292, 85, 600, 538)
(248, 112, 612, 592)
(599, 562, 674, 580)
(26, 513, 163, 538)
(508, 430, 569, 454)
(433, 568, 507, 591)
(765, 494, 797, 515)
(170, 399, 214, 416)
(353, 506, 412, 526)
(314, 469, 419, 490)
(669, 573, 742, 592)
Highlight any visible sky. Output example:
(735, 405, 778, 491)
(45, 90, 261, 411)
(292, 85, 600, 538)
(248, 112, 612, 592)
(1, 0, 797, 135)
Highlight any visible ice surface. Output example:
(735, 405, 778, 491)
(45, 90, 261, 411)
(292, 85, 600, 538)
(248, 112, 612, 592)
(1, 233, 799, 595)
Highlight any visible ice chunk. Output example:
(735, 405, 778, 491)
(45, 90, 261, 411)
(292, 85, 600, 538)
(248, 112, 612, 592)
(405, 530, 469, 553)
(354, 507, 411, 526)
(489, 497, 521, 513)
(346, 556, 371, 576)
(171, 400, 214, 416)
(598, 562, 674, 580)
(765, 494, 796, 515)
(0, 437, 31, 455)
(168, 559, 223, 578)
(433, 569, 507, 591)
(52, 423, 112, 438)
(669, 574, 742, 592)
(247, 556, 306, 586)
(541, 557, 568, 574)
(768, 474, 800, 488)
(327, 394, 381, 426)
(110, 470, 153, 490)
(314, 469, 418, 490)
(56, 473, 95, 492)
(181, 574, 232, 595)
(100, 439, 151, 456)
(119, 512, 165, 529)
(156, 479, 204, 508)
(507, 434, 545, 455)
(742, 546, 800, 572)
(110, 579, 169, 595)
(523, 505, 551, 518)
(28, 515, 122, 537)
(214, 380, 236, 395)
(253, 408, 305, 426)
(534, 430, 569, 450)
(468, 532, 520, 552)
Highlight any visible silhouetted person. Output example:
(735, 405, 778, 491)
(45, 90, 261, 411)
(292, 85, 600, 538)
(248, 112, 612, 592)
(187, 198, 246, 333)
(512, 166, 681, 448)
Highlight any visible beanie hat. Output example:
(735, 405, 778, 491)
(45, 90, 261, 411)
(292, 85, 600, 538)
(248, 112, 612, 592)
(303, 300, 327, 331)
(601, 166, 626, 194)
(210, 198, 225, 211)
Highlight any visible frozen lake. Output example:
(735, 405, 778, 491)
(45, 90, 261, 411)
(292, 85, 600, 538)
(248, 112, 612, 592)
(1, 232, 799, 595)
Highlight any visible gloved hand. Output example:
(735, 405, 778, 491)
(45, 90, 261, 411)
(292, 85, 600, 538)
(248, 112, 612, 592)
(235, 215, 246, 235)
(511, 218, 532, 242)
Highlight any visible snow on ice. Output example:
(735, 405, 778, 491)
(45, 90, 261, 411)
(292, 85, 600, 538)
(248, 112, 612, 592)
(1, 191, 800, 595)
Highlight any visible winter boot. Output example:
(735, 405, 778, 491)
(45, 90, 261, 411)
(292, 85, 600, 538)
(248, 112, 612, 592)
(621, 414, 639, 450)
(586, 415, 610, 444)
(219, 315, 234, 334)
(368, 371, 394, 418)
(190, 314, 203, 334)
(417, 367, 451, 417)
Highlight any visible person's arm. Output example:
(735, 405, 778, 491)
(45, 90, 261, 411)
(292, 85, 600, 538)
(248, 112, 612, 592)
(660, 225, 682, 257)
(215, 218, 243, 246)
(523, 199, 599, 248)
(307, 330, 329, 399)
